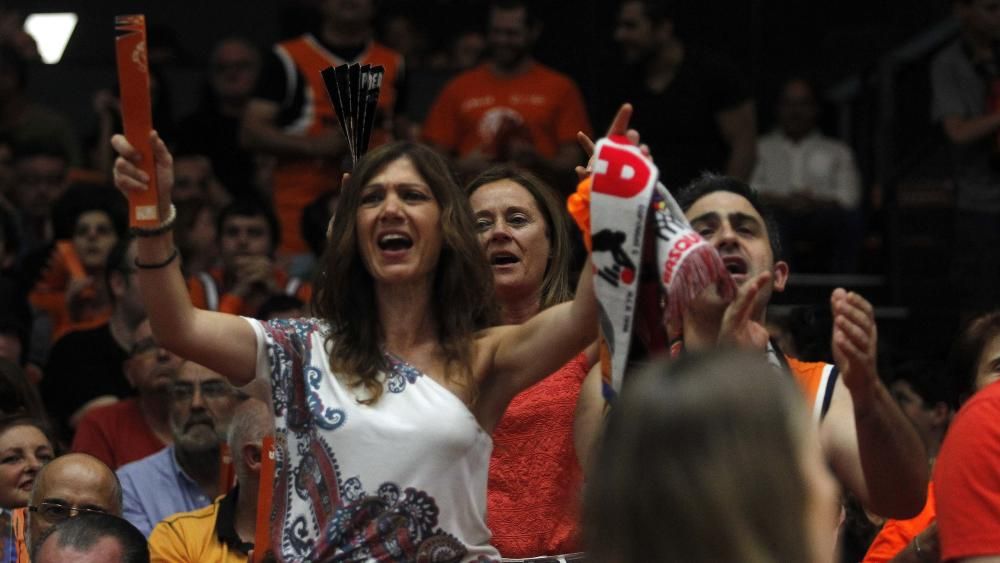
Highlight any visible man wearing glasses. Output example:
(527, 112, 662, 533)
(116, 360, 246, 537)
(25, 453, 123, 559)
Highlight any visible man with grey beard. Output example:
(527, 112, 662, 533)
(115, 360, 246, 536)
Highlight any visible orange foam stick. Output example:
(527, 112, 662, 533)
(55, 241, 94, 300)
(114, 14, 160, 228)
(55, 241, 86, 281)
(253, 435, 275, 562)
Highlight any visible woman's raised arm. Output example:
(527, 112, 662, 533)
(112, 131, 258, 386)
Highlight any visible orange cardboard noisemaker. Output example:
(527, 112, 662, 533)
(114, 14, 160, 228)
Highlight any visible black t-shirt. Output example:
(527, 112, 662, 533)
(603, 50, 751, 191)
(41, 323, 132, 439)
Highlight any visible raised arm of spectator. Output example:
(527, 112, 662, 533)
(823, 289, 928, 519)
(111, 132, 258, 387)
(240, 98, 349, 160)
(940, 114, 1000, 145)
(717, 100, 758, 182)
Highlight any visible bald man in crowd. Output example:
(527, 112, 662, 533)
(26, 453, 123, 557)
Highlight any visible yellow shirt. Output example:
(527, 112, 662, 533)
(148, 488, 251, 563)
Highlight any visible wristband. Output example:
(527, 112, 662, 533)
(130, 204, 176, 237)
(134, 247, 179, 269)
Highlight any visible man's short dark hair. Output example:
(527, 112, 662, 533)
(33, 513, 149, 563)
(676, 172, 784, 261)
(216, 197, 281, 251)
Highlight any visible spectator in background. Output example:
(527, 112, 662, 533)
(584, 352, 839, 562)
(32, 512, 149, 563)
(607, 0, 756, 189)
(41, 239, 145, 438)
(242, 0, 404, 261)
(0, 416, 55, 510)
(171, 150, 231, 209)
(28, 186, 127, 342)
(0, 45, 80, 167)
(8, 141, 69, 260)
(26, 453, 123, 559)
(0, 415, 54, 562)
(931, 0, 1000, 316)
(187, 199, 311, 317)
(423, 0, 592, 188)
(148, 399, 271, 562)
(176, 38, 263, 202)
(751, 77, 863, 273)
(862, 360, 952, 563)
(933, 310, 1000, 562)
(117, 361, 245, 537)
(72, 319, 183, 470)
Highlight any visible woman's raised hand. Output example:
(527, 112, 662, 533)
(574, 103, 651, 181)
(111, 131, 174, 218)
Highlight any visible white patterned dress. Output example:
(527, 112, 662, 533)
(244, 317, 500, 562)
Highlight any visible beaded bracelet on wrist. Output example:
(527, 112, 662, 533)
(130, 204, 177, 237)
(134, 247, 179, 269)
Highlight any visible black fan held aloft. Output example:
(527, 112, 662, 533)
(321, 63, 384, 165)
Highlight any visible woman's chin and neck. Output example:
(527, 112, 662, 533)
(496, 284, 542, 326)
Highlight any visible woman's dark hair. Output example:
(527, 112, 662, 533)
(0, 360, 48, 423)
(0, 413, 57, 458)
(467, 165, 573, 311)
(313, 142, 495, 403)
(584, 351, 813, 563)
(947, 311, 1000, 409)
(51, 184, 128, 242)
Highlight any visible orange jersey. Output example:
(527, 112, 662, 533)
(187, 267, 312, 317)
(863, 482, 936, 562)
(422, 62, 592, 159)
(270, 35, 402, 253)
(785, 356, 839, 423)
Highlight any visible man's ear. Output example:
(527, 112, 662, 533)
(243, 443, 262, 474)
(772, 260, 789, 293)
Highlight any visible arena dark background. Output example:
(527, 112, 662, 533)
(6, 0, 965, 363)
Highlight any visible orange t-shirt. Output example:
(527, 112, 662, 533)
(422, 62, 592, 159)
(863, 482, 936, 562)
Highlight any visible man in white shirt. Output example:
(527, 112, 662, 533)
(751, 77, 863, 273)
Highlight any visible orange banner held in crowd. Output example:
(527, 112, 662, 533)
(114, 14, 160, 228)
(254, 436, 275, 563)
